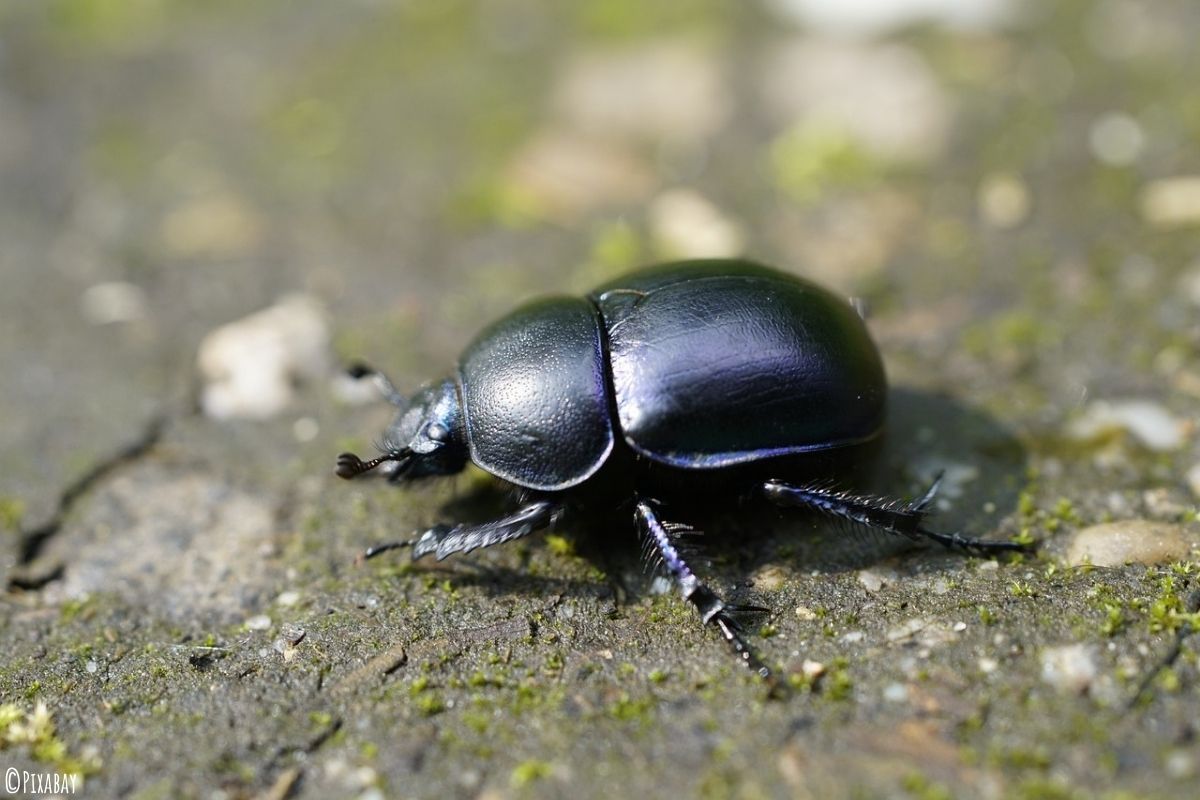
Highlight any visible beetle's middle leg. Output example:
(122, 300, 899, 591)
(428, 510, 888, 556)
(634, 499, 778, 688)
(760, 476, 1027, 555)
(362, 499, 564, 562)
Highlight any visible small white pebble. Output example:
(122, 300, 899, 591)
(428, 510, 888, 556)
(276, 590, 301, 607)
(1141, 176, 1200, 228)
(1089, 113, 1144, 166)
(293, 417, 320, 443)
(795, 606, 818, 620)
(887, 617, 927, 642)
(1186, 463, 1200, 500)
(842, 630, 865, 644)
(1166, 750, 1195, 780)
(1040, 643, 1098, 694)
(978, 657, 999, 674)
(1065, 520, 1197, 567)
(953, 621, 967, 632)
(245, 614, 272, 631)
(86, 660, 98, 674)
(81, 281, 148, 325)
(649, 189, 744, 259)
(978, 560, 1000, 571)
(649, 576, 673, 595)
(857, 569, 886, 593)
(802, 659, 826, 679)
(882, 682, 909, 703)
(197, 294, 332, 420)
(978, 172, 1031, 229)
(1068, 399, 1185, 451)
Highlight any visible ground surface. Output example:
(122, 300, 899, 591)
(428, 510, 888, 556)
(2, 1, 1200, 798)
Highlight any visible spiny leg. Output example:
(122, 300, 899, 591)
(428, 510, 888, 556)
(635, 499, 778, 687)
(362, 500, 563, 562)
(761, 476, 1027, 555)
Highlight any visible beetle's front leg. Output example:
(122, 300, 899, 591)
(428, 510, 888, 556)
(361, 499, 563, 562)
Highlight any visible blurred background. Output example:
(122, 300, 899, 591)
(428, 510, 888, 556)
(1, 0, 1197, 471)
(2, 1, 1200, 797)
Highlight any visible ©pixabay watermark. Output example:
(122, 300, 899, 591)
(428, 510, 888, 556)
(4, 767, 79, 796)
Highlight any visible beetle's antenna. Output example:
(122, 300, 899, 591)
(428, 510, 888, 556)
(335, 449, 410, 480)
(346, 361, 407, 407)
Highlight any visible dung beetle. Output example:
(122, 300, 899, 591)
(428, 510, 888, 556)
(336, 259, 1023, 682)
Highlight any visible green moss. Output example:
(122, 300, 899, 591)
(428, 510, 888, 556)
(0, 496, 25, 531)
(415, 693, 446, 716)
(902, 772, 954, 800)
(607, 693, 657, 723)
(768, 123, 875, 204)
(510, 759, 553, 789)
(544, 533, 575, 558)
(0, 702, 100, 776)
(1009, 580, 1036, 598)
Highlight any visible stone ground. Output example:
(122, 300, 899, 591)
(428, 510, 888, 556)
(2, 1, 1200, 798)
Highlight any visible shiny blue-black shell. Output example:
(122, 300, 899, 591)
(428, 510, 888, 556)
(457, 259, 886, 492)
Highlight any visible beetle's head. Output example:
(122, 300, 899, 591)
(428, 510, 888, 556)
(335, 369, 468, 484)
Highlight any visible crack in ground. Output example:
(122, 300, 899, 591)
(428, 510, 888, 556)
(1129, 583, 1200, 709)
(8, 414, 166, 589)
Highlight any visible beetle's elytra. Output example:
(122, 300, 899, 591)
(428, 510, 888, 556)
(336, 259, 1024, 684)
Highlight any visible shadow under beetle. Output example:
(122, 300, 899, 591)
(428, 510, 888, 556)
(335, 259, 1024, 684)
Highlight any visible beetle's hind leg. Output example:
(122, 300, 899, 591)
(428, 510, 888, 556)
(361, 500, 564, 563)
(635, 499, 780, 690)
(760, 475, 1027, 555)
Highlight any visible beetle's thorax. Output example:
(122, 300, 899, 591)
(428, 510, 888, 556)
(381, 378, 468, 481)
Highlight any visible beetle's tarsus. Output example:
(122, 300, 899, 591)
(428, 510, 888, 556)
(635, 499, 781, 691)
(358, 539, 413, 564)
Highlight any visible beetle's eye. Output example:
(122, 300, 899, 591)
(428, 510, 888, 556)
(426, 423, 448, 442)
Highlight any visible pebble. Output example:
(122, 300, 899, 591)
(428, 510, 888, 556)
(882, 682, 909, 703)
(1088, 112, 1144, 166)
(197, 294, 332, 420)
(978, 172, 1031, 229)
(1040, 643, 1098, 694)
(978, 657, 999, 674)
(1141, 176, 1200, 228)
(506, 130, 656, 220)
(856, 568, 888, 593)
(552, 41, 729, 145)
(80, 281, 148, 325)
(648, 189, 744, 259)
(159, 191, 263, 259)
(245, 614, 272, 631)
(1066, 399, 1186, 451)
(1166, 750, 1196, 780)
(1188, 463, 1200, 500)
(276, 590, 301, 607)
(886, 617, 927, 642)
(1064, 520, 1198, 567)
(801, 659, 826, 680)
(760, 39, 950, 163)
(766, 0, 1014, 35)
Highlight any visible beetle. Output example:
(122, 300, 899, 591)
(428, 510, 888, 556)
(335, 259, 1023, 681)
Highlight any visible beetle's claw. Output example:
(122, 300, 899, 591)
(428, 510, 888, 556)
(335, 452, 369, 479)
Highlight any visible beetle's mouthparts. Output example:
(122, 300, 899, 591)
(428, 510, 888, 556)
(335, 449, 411, 480)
